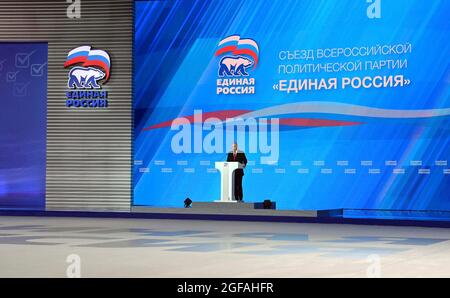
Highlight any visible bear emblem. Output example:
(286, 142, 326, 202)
(68, 67, 105, 89)
(218, 56, 253, 77)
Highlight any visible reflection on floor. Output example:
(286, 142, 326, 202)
(0, 216, 449, 277)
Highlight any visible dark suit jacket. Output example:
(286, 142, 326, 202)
(226, 151, 247, 176)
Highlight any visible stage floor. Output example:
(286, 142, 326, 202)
(0, 216, 450, 277)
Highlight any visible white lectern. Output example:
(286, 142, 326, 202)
(215, 161, 244, 202)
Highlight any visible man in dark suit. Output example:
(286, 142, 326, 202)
(226, 143, 248, 202)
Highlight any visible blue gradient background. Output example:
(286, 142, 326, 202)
(0, 42, 47, 210)
(133, 0, 450, 211)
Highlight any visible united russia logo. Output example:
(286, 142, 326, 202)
(215, 35, 259, 95)
(64, 45, 111, 108)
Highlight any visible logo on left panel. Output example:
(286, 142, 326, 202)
(64, 45, 111, 108)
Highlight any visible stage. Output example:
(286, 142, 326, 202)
(132, 202, 330, 218)
(131, 204, 450, 226)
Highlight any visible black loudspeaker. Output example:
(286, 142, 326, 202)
(263, 200, 272, 209)
(184, 198, 192, 208)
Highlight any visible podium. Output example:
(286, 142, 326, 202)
(215, 161, 244, 202)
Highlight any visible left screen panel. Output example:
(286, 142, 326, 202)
(0, 42, 47, 210)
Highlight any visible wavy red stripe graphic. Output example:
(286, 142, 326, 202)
(279, 118, 361, 127)
(142, 110, 362, 131)
(143, 110, 251, 130)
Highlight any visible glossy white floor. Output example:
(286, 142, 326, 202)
(0, 216, 450, 277)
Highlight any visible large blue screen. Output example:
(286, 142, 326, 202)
(0, 42, 47, 210)
(133, 0, 450, 211)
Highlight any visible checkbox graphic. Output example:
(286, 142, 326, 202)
(6, 71, 19, 82)
(13, 82, 29, 97)
(31, 63, 46, 77)
(15, 51, 35, 69)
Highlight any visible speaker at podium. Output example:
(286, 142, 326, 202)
(215, 161, 244, 203)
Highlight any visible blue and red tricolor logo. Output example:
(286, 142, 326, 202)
(64, 45, 111, 82)
(215, 35, 259, 68)
(215, 35, 259, 94)
(64, 45, 111, 108)
(216, 35, 259, 78)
